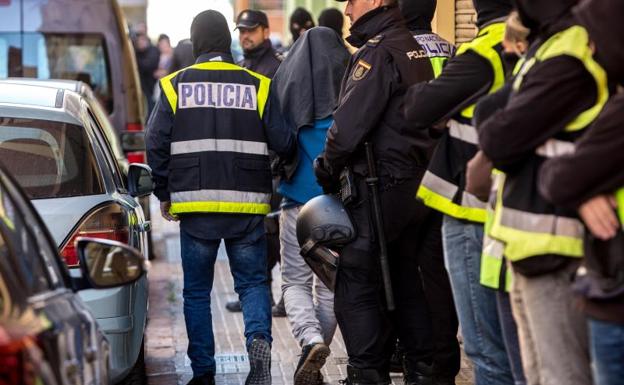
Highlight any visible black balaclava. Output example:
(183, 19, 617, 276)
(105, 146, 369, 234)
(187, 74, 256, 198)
(190, 10, 232, 59)
(513, 0, 578, 33)
(575, 0, 624, 84)
(472, 0, 513, 27)
(290, 7, 315, 42)
(399, 0, 436, 32)
(318, 8, 345, 37)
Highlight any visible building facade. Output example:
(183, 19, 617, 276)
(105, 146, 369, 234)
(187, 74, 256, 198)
(233, 0, 476, 46)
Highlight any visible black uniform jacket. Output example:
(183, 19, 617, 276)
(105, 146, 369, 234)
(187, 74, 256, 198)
(323, 5, 435, 180)
(146, 52, 293, 239)
(240, 39, 283, 79)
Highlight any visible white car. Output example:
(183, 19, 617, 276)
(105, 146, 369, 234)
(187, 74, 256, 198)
(0, 80, 152, 383)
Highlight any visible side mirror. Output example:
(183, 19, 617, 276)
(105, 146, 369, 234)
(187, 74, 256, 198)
(128, 163, 153, 197)
(121, 132, 146, 152)
(76, 238, 146, 289)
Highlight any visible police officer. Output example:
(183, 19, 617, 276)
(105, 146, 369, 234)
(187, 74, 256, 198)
(226, 9, 286, 317)
(390, 2, 460, 382)
(146, 10, 293, 385)
(539, 3, 624, 383)
(478, 0, 609, 383)
(314, 0, 446, 383)
(236, 10, 283, 78)
(403, 1, 516, 384)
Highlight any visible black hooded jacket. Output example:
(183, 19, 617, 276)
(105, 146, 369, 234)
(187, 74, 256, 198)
(399, 0, 436, 33)
(147, 11, 293, 240)
(290, 8, 315, 43)
(403, 0, 511, 129)
(479, 0, 597, 171)
(190, 10, 232, 59)
(240, 39, 283, 79)
(323, 5, 435, 179)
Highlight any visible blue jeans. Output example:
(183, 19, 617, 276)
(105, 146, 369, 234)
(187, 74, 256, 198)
(180, 221, 272, 376)
(496, 292, 526, 385)
(589, 318, 624, 385)
(442, 215, 513, 385)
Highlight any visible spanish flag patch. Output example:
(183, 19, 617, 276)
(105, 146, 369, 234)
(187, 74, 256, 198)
(352, 60, 372, 81)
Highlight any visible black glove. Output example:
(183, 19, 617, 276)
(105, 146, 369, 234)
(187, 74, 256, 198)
(313, 156, 337, 194)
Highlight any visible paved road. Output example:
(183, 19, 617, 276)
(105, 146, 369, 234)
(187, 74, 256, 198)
(144, 197, 474, 384)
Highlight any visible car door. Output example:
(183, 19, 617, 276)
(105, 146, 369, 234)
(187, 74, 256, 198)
(0, 172, 105, 385)
(84, 103, 148, 254)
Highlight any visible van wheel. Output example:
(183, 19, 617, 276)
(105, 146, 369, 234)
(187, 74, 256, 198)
(120, 339, 146, 385)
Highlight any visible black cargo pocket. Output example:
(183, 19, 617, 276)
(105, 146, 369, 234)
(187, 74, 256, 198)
(234, 158, 272, 192)
(168, 156, 200, 191)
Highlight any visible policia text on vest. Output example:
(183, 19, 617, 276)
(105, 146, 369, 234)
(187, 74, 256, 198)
(178, 82, 258, 111)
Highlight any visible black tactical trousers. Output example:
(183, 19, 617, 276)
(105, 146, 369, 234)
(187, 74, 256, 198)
(335, 176, 460, 377)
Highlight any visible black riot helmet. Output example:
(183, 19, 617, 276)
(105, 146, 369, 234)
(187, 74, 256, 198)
(296, 195, 356, 290)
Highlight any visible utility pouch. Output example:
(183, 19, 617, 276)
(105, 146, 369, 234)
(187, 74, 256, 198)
(339, 167, 357, 205)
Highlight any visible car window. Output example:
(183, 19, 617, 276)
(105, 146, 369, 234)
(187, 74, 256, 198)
(86, 107, 125, 189)
(0, 32, 113, 113)
(0, 117, 105, 199)
(0, 185, 51, 296)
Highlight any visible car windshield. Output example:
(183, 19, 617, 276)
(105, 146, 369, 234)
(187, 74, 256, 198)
(0, 117, 104, 199)
(0, 33, 113, 113)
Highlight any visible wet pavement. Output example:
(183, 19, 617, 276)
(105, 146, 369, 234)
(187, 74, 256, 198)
(144, 197, 474, 385)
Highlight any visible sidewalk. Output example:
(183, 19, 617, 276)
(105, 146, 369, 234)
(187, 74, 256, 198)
(145, 198, 474, 384)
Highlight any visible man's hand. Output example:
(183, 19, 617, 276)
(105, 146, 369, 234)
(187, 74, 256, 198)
(313, 156, 337, 194)
(160, 201, 179, 222)
(579, 195, 620, 240)
(466, 151, 493, 202)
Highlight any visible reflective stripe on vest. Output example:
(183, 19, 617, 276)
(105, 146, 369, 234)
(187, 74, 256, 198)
(170, 139, 269, 156)
(417, 171, 487, 223)
(489, 25, 608, 262)
(160, 61, 271, 118)
(535, 139, 576, 158)
(170, 189, 271, 215)
(448, 119, 479, 145)
(416, 22, 505, 223)
(481, 171, 512, 291)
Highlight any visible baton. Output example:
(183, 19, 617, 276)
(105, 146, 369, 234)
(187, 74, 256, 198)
(364, 142, 395, 311)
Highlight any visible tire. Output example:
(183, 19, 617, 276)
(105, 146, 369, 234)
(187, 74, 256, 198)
(119, 340, 146, 385)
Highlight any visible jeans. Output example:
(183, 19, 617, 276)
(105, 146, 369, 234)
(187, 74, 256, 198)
(280, 206, 337, 347)
(496, 292, 526, 385)
(589, 318, 624, 385)
(510, 262, 590, 385)
(180, 221, 272, 376)
(442, 215, 513, 385)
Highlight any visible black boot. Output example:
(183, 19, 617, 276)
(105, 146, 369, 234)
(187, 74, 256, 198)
(271, 296, 286, 317)
(225, 300, 242, 312)
(389, 341, 404, 373)
(403, 360, 434, 385)
(342, 365, 390, 385)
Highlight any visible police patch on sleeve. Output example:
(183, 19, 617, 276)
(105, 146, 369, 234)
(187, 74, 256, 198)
(352, 60, 372, 81)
